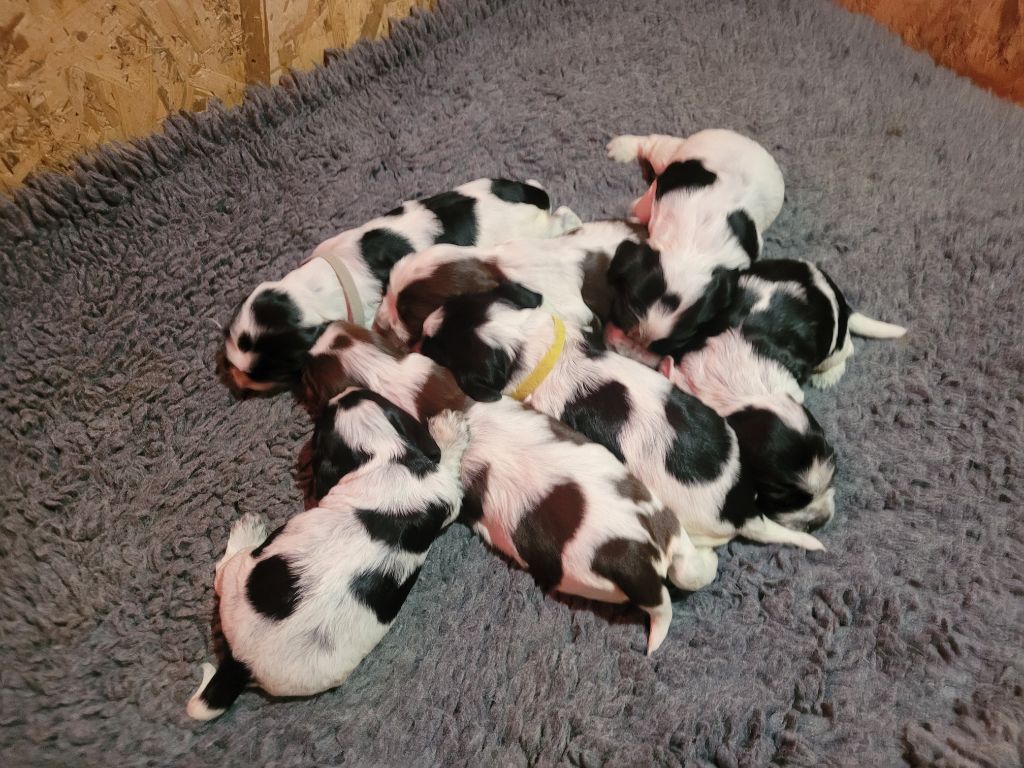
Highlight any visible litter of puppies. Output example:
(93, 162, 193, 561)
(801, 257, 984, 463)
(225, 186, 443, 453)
(189, 129, 906, 719)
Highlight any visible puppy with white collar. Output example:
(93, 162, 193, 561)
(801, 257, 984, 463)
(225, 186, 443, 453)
(301, 322, 718, 654)
(220, 178, 582, 396)
(417, 283, 825, 552)
(186, 391, 469, 720)
(373, 220, 645, 347)
(604, 130, 785, 356)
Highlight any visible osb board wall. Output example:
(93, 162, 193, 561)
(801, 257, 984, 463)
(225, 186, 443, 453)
(0, 0, 434, 192)
(837, 0, 1024, 104)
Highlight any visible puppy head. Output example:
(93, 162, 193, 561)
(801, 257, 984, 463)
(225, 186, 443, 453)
(419, 281, 542, 402)
(300, 322, 406, 413)
(374, 255, 506, 349)
(220, 284, 328, 397)
(609, 238, 739, 359)
(311, 387, 441, 502)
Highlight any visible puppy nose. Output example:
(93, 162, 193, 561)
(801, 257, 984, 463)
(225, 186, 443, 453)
(229, 366, 250, 390)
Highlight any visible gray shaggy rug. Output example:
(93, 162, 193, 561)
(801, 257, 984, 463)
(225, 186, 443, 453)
(2, 0, 1022, 765)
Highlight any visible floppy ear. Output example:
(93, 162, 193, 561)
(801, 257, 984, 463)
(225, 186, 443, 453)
(308, 406, 371, 502)
(698, 268, 740, 326)
(449, 344, 511, 403)
(608, 240, 645, 283)
(376, 398, 442, 473)
(299, 352, 353, 414)
(494, 280, 542, 310)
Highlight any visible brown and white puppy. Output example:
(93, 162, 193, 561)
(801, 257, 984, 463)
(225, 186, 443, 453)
(604, 130, 785, 357)
(220, 178, 582, 396)
(187, 393, 469, 720)
(373, 220, 645, 348)
(417, 283, 826, 552)
(301, 322, 719, 654)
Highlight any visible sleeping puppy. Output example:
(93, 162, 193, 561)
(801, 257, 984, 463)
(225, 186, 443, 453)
(301, 322, 720, 653)
(220, 178, 582, 396)
(416, 282, 825, 552)
(186, 391, 469, 720)
(646, 330, 837, 531)
(608, 258, 908, 389)
(604, 130, 785, 356)
(373, 220, 645, 348)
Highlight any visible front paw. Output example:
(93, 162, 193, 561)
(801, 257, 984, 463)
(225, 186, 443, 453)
(429, 410, 471, 457)
(607, 135, 642, 163)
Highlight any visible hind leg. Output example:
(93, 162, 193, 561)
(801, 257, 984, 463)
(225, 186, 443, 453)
(740, 516, 825, 551)
(642, 586, 673, 655)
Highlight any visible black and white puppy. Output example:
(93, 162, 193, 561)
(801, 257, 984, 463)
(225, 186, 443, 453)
(301, 322, 719, 653)
(220, 178, 582, 395)
(417, 284, 825, 551)
(604, 130, 785, 355)
(373, 220, 645, 347)
(186, 392, 469, 720)
(610, 258, 908, 388)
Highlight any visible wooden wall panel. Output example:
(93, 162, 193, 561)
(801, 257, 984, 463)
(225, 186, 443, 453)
(0, 0, 433, 192)
(836, 0, 1024, 104)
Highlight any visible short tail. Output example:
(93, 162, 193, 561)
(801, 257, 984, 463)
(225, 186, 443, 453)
(186, 650, 252, 721)
(848, 311, 906, 339)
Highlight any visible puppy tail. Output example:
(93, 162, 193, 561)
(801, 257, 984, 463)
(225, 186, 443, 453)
(186, 648, 252, 721)
(848, 311, 906, 339)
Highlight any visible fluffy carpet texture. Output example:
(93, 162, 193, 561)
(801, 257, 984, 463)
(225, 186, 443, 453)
(2, 0, 1022, 765)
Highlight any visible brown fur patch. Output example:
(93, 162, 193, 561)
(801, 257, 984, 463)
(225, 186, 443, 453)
(511, 482, 586, 592)
(546, 417, 592, 446)
(415, 366, 469, 419)
(299, 353, 354, 414)
(615, 473, 653, 504)
(396, 259, 506, 342)
(591, 538, 663, 608)
(638, 506, 678, 553)
(580, 249, 613, 323)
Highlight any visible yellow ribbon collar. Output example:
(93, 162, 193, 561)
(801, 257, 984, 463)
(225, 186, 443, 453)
(509, 315, 566, 402)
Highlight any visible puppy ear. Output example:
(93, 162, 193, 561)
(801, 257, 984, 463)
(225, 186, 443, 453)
(299, 352, 351, 414)
(377, 398, 442, 473)
(308, 407, 371, 502)
(608, 240, 644, 283)
(658, 356, 674, 378)
(447, 344, 511, 403)
(494, 280, 542, 310)
(700, 268, 740, 325)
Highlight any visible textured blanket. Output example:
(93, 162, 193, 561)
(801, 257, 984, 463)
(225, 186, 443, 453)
(2, 0, 1022, 765)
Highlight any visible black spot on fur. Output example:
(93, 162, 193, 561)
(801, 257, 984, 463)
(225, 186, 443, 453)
(310, 405, 371, 501)
(336, 389, 441, 473)
(356, 502, 451, 554)
(420, 191, 478, 246)
(591, 538, 663, 608)
(490, 179, 551, 210)
(726, 406, 835, 517)
(560, 380, 631, 461)
(237, 332, 252, 352)
(663, 388, 733, 484)
(384, 204, 404, 216)
(360, 228, 415, 289)
(247, 555, 300, 621)
(349, 567, 422, 625)
(738, 260, 845, 379)
(718, 458, 760, 528)
(726, 209, 759, 262)
(251, 524, 285, 558)
(655, 159, 717, 199)
(511, 482, 586, 591)
(818, 268, 851, 356)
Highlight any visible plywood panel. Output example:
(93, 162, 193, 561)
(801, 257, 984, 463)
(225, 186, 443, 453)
(837, 0, 1024, 103)
(0, 0, 434, 192)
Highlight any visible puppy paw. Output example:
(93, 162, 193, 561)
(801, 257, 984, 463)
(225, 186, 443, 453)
(225, 513, 270, 558)
(428, 410, 471, 458)
(607, 135, 643, 163)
